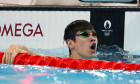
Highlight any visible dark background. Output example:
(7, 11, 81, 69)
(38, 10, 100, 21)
(90, 10, 125, 49)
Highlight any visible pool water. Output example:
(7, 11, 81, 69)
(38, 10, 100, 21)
(0, 45, 140, 84)
(0, 64, 140, 84)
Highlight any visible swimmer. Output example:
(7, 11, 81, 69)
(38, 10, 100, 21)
(2, 20, 98, 64)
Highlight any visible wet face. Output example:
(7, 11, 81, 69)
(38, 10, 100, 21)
(69, 30, 98, 59)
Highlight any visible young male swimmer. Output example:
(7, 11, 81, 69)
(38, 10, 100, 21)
(2, 20, 98, 64)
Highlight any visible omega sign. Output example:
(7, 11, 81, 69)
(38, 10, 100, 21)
(102, 20, 113, 36)
(0, 23, 43, 37)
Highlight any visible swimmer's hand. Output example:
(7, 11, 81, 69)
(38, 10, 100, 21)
(2, 44, 34, 64)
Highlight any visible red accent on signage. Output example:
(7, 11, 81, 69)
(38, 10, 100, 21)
(23, 23, 33, 37)
(0, 26, 1, 33)
(15, 23, 22, 36)
(0, 23, 43, 37)
(33, 23, 43, 37)
(1, 24, 13, 36)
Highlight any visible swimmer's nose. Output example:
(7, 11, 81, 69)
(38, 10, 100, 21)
(91, 39, 95, 42)
(89, 35, 96, 42)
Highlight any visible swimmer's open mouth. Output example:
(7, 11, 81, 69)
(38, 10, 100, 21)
(90, 43, 96, 51)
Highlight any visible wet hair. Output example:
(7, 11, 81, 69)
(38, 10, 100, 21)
(64, 20, 95, 41)
(64, 20, 95, 55)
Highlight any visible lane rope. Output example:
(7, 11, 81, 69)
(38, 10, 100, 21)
(0, 52, 139, 70)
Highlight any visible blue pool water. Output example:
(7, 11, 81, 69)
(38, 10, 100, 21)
(0, 45, 140, 84)
(0, 64, 140, 84)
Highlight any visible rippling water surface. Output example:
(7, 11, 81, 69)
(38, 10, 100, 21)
(0, 64, 140, 84)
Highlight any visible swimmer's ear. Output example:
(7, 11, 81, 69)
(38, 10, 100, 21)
(66, 39, 75, 49)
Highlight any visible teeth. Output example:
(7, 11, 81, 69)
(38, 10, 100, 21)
(90, 43, 96, 49)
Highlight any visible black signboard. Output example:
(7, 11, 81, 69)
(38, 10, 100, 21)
(90, 11, 125, 48)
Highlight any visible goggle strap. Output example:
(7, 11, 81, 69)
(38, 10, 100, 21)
(67, 34, 79, 37)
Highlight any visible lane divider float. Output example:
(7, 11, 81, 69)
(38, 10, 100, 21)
(0, 52, 139, 71)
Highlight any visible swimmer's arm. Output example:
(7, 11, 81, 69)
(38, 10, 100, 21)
(45, 55, 58, 57)
(28, 50, 39, 55)
(91, 59, 99, 61)
(28, 51, 58, 57)
(2, 44, 58, 64)
(28, 50, 57, 57)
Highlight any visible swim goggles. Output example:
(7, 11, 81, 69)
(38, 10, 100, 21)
(67, 31, 97, 38)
